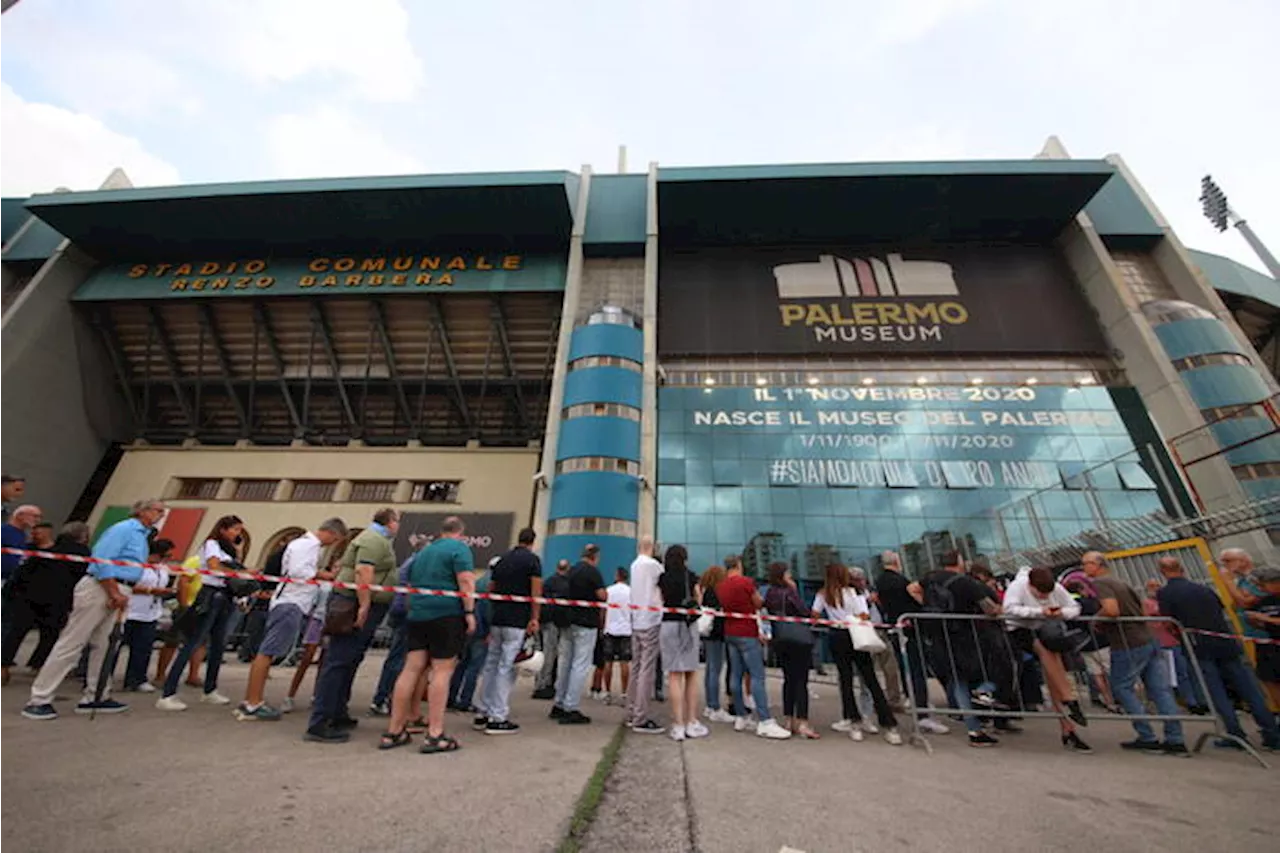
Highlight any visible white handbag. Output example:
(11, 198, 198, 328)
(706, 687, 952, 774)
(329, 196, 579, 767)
(849, 619, 886, 654)
(696, 609, 715, 637)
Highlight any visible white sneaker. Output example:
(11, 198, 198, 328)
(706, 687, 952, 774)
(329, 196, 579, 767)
(884, 728, 903, 746)
(707, 708, 735, 724)
(831, 718, 854, 733)
(155, 695, 188, 712)
(734, 715, 751, 732)
(918, 717, 950, 735)
(601, 693, 614, 705)
(849, 723, 865, 742)
(134, 682, 157, 694)
(200, 691, 231, 706)
(685, 720, 710, 739)
(280, 697, 295, 714)
(670, 724, 686, 741)
(862, 720, 880, 735)
(756, 718, 793, 740)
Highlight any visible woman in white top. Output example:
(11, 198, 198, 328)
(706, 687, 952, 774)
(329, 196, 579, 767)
(811, 563, 901, 745)
(122, 538, 175, 692)
(157, 515, 245, 709)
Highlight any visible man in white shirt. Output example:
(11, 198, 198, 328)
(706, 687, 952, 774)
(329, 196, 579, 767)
(235, 518, 347, 721)
(597, 568, 633, 704)
(625, 537, 665, 733)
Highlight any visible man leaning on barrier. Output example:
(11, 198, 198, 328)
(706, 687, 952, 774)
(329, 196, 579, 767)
(1080, 552, 1188, 757)
(1155, 557, 1279, 752)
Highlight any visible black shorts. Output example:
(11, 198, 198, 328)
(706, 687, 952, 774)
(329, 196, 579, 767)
(593, 631, 605, 667)
(1256, 646, 1280, 684)
(406, 615, 466, 660)
(602, 634, 632, 662)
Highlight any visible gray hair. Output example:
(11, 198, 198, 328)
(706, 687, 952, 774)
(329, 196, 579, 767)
(61, 521, 90, 544)
(318, 517, 348, 537)
(849, 566, 867, 580)
(130, 498, 164, 517)
(880, 550, 901, 569)
(1252, 566, 1280, 585)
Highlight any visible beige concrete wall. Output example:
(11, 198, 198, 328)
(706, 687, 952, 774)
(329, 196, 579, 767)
(91, 444, 539, 564)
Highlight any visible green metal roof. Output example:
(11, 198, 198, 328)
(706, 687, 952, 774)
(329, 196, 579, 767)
(1083, 174, 1164, 244)
(24, 171, 580, 259)
(583, 174, 647, 249)
(657, 159, 1116, 245)
(1189, 249, 1280, 310)
(2, 197, 31, 245)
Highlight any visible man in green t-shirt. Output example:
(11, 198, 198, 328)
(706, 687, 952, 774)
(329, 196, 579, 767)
(386, 516, 476, 754)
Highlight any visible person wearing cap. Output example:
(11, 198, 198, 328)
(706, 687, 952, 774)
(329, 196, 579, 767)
(551, 543, 607, 725)
(477, 528, 542, 734)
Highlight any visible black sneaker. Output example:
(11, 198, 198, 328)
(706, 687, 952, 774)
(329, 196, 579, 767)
(304, 724, 351, 744)
(486, 720, 520, 735)
(968, 732, 999, 748)
(559, 710, 591, 725)
(631, 719, 666, 734)
(993, 721, 1023, 734)
(1062, 732, 1093, 753)
(1188, 704, 1211, 716)
(333, 716, 359, 730)
(1120, 738, 1164, 754)
(473, 715, 489, 731)
(1162, 742, 1191, 758)
(1065, 701, 1088, 728)
(971, 690, 996, 709)
(368, 701, 391, 717)
(75, 699, 129, 715)
(21, 703, 57, 721)
(531, 687, 556, 700)
(549, 705, 567, 720)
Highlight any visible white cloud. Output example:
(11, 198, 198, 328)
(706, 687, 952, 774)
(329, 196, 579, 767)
(873, 0, 990, 44)
(0, 85, 181, 195)
(224, 0, 425, 102)
(265, 105, 424, 179)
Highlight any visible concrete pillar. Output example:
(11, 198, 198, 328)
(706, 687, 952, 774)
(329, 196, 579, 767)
(276, 479, 295, 502)
(334, 480, 353, 502)
(215, 479, 236, 501)
(533, 166, 593, 542)
(393, 480, 413, 502)
(637, 161, 660, 540)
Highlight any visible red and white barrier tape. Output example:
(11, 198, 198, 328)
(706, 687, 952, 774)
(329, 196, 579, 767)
(5, 546, 1277, 642)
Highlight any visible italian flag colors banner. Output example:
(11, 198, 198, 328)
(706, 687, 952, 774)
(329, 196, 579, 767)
(92, 507, 207, 560)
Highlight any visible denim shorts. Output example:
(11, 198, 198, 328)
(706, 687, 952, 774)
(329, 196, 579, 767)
(259, 604, 304, 658)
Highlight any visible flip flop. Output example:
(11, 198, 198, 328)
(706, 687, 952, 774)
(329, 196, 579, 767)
(406, 717, 428, 734)
(378, 729, 412, 751)
(797, 726, 821, 740)
(420, 733, 461, 754)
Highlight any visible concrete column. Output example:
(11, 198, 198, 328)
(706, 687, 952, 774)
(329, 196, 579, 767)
(637, 161, 660, 540)
(393, 480, 413, 502)
(216, 479, 237, 501)
(276, 479, 295, 502)
(334, 479, 353, 502)
(533, 166, 593, 542)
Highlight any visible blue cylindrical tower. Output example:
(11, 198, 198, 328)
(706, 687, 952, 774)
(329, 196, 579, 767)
(1142, 299, 1280, 502)
(543, 306, 643, 574)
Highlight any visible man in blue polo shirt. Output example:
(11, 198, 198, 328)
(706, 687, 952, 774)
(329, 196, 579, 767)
(22, 498, 166, 721)
(1155, 556, 1279, 751)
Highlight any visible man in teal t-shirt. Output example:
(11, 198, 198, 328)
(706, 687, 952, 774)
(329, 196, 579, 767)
(389, 516, 476, 752)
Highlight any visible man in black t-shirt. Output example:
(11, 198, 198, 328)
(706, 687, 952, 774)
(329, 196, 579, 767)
(475, 528, 543, 734)
(551, 545, 606, 725)
(875, 551, 949, 735)
(533, 559, 571, 699)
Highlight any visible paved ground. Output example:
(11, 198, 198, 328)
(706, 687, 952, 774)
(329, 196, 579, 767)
(3, 648, 1278, 853)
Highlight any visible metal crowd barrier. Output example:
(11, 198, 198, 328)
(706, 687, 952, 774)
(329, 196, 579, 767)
(891, 613, 1270, 768)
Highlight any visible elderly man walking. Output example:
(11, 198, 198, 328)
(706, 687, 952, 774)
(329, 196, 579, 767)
(22, 499, 166, 720)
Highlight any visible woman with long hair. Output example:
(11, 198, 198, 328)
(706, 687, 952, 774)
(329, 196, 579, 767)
(699, 565, 734, 724)
(764, 562, 820, 739)
(156, 515, 245, 710)
(657, 545, 707, 741)
(812, 563, 901, 744)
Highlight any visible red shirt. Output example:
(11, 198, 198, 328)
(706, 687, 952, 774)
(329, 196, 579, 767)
(718, 574, 760, 638)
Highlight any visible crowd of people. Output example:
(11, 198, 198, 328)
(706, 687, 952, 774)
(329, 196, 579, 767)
(2, 472, 1278, 759)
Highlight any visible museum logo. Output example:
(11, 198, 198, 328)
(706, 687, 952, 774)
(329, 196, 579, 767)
(773, 253, 969, 344)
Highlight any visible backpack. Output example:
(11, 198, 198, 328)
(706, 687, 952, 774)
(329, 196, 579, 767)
(923, 573, 966, 615)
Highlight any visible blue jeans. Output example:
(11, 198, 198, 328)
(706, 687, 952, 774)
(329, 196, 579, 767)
(307, 600, 388, 730)
(1169, 646, 1206, 708)
(480, 626, 525, 721)
(122, 619, 157, 690)
(1110, 640, 1184, 745)
(946, 676, 996, 733)
(1197, 654, 1279, 746)
(554, 625, 597, 712)
(726, 635, 772, 722)
(449, 632, 488, 708)
(372, 612, 408, 707)
(163, 589, 233, 698)
(703, 639, 726, 711)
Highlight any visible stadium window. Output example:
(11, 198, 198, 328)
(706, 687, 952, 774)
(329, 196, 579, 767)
(233, 479, 279, 501)
(292, 480, 337, 502)
(410, 480, 461, 503)
(177, 478, 221, 500)
(1116, 462, 1158, 491)
(350, 480, 397, 502)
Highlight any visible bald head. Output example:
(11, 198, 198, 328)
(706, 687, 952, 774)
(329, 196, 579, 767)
(881, 550, 902, 572)
(1158, 557, 1184, 579)
(9, 504, 41, 531)
(1219, 548, 1253, 577)
(638, 536, 655, 557)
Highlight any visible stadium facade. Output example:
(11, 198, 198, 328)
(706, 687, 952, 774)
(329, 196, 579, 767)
(2, 138, 1278, 574)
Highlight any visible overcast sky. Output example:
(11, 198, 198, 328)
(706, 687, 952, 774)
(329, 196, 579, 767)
(1, 0, 1275, 272)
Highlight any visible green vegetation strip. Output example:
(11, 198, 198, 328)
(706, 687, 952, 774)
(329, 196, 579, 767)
(557, 724, 629, 853)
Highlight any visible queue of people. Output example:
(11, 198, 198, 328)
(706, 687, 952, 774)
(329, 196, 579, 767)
(2, 485, 1277, 760)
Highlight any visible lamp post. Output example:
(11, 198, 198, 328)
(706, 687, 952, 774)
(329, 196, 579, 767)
(1200, 175, 1280, 279)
